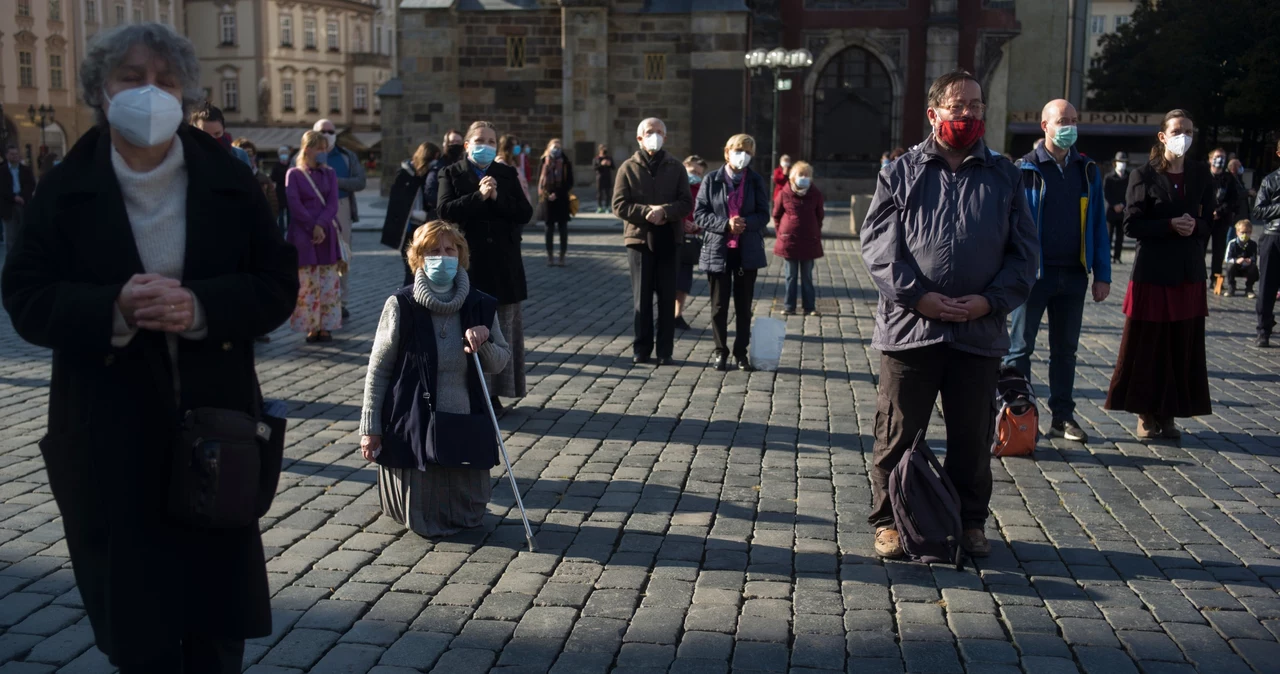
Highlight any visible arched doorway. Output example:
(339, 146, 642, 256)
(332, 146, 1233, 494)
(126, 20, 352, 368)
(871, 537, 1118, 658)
(811, 46, 892, 176)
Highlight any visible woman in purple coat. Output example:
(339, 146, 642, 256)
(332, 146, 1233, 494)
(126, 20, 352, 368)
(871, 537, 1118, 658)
(286, 130, 344, 341)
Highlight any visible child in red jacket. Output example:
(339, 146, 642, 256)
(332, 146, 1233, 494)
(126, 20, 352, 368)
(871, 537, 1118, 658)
(772, 160, 824, 315)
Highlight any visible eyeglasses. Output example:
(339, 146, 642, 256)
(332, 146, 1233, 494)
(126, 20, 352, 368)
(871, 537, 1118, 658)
(939, 103, 986, 117)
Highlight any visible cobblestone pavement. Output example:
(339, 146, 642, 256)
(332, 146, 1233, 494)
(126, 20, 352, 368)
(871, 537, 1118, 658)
(0, 232, 1279, 673)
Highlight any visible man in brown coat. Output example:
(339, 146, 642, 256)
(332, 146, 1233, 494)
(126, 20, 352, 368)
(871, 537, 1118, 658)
(612, 117, 694, 366)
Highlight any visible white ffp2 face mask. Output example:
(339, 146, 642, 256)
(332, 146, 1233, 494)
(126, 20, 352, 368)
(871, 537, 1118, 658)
(729, 151, 752, 170)
(642, 133, 664, 152)
(1165, 134, 1193, 158)
(105, 85, 184, 148)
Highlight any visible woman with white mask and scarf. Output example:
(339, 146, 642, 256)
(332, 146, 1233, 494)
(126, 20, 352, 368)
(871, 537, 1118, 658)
(1, 23, 298, 673)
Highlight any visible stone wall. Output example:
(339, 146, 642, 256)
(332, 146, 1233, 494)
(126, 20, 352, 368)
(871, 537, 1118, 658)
(605, 15, 696, 163)
(380, 8, 461, 193)
(457, 10, 564, 149)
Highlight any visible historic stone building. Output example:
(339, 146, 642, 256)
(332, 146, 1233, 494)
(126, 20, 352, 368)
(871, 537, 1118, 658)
(185, 0, 391, 153)
(381, 0, 751, 191)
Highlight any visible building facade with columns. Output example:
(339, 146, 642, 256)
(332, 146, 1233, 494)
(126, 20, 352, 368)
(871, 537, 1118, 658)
(381, 0, 752, 192)
(184, 0, 390, 154)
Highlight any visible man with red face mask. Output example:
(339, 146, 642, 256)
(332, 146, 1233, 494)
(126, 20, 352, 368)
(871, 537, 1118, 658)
(861, 70, 1039, 560)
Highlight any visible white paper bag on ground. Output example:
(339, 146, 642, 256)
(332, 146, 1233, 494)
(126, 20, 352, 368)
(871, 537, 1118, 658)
(750, 317, 786, 371)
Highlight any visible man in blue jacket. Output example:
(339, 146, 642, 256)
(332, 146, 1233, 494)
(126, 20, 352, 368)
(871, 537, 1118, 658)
(1005, 99, 1111, 443)
(862, 71, 1039, 559)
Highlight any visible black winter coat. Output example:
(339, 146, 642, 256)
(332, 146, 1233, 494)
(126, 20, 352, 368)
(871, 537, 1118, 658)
(0, 126, 298, 663)
(538, 156, 575, 223)
(1124, 160, 1215, 286)
(381, 162, 428, 251)
(437, 159, 533, 303)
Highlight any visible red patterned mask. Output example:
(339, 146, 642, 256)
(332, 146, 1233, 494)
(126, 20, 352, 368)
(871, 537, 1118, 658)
(935, 118, 986, 151)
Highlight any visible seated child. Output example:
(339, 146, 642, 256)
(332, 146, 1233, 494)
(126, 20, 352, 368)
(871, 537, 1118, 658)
(1225, 219, 1260, 298)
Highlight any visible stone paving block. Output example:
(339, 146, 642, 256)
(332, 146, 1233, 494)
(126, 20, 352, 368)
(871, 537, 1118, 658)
(1018, 656, 1081, 674)
(791, 633, 846, 669)
(428, 647, 496, 674)
(957, 639, 1018, 664)
(410, 605, 473, 634)
(451, 619, 517, 651)
(379, 630, 452, 668)
(900, 641, 962, 673)
(1231, 639, 1280, 673)
(514, 606, 578, 640)
(731, 641, 790, 671)
(1203, 608, 1272, 641)
(615, 642, 675, 669)
(563, 616, 626, 654)
(548, 652, 615, 674)
(1074, 646, 1142, 674)
(309, 643, 383, 673)
(260, 628, 342, 669)
(296, 599, 368, 632)
(1117, 630, 1185, 662)
(339, 619, 407, 647)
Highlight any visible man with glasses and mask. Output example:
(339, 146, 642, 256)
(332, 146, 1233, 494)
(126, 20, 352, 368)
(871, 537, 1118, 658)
(1004, 99, 1110, 444)
(861, 70, 1038, 559)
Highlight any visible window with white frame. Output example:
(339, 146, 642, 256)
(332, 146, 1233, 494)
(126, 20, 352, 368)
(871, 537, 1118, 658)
(222, 78, 239, 111)
(1090, 15, 1105, 35)
(17, 0, 31, 18)
(326, 21, 339, 51)
(49, 54, 64, 90)
(50, 0, 62, 21)
(328, 82, 340, 113)
(281, 80, 295, 111)
(354, 84, 368, 112)
(305, 81, 318, 112)
(280, 14, 293, 46)
(18, 51, 34, 88)
(304, 17, 317, 49)
(220, 14, 236, 45)
(86, 0, 97, 23)
(1115, 15, 1130, 30)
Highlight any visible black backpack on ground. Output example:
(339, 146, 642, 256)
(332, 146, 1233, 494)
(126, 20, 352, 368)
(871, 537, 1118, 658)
(889, 430, 966, 570)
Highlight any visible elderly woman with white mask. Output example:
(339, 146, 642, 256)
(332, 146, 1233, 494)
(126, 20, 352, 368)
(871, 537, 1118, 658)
(1, 23, 297, 673)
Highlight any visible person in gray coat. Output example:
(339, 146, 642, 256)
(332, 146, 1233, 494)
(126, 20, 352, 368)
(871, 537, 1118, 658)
(860, 70, 1039, 561)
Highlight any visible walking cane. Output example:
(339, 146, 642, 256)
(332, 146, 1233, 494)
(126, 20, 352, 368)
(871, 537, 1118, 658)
(472, 350, 537, 552)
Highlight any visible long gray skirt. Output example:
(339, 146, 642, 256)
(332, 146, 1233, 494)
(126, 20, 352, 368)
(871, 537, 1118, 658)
(378, 464, 492, 538)
(490, 302, 526, 398)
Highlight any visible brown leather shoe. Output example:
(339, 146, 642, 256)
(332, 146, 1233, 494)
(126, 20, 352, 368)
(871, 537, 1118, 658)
(874, 527, 904, 559)
(1136, 415, 1162, 439)
(961, 529, 990, 558)
(1158, 417, 1182, 439)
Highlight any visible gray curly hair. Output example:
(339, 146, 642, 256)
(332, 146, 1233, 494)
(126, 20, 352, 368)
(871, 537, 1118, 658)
(80, 22, 204, 127)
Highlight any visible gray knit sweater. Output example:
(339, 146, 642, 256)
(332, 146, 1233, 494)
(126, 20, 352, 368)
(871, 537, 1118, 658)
(360, 268, 511, 436)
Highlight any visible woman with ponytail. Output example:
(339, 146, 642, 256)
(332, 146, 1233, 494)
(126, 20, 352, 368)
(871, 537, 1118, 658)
(1105, 109, 1215, 440)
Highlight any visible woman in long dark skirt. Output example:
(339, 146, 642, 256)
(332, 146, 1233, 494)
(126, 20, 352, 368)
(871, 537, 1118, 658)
(1105, 109, 1215, 439)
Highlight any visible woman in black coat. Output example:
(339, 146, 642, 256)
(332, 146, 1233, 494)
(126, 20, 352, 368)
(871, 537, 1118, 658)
(1106, 109, 1215, 440)
(381, 141, 442, 285)
(695, 133, 770, 372)
(538, 138, 575, 267)
(437, 121, 534, 411)
(0, 24, 298, 673)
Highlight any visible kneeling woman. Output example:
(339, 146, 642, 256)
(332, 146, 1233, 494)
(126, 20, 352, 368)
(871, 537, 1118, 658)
(359, 221, 511, 536)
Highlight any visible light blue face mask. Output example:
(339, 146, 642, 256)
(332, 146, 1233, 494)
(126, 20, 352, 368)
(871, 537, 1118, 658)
(688, 172, 702, 185)
(424, 256, 459, 286)
(794, 176, 811, 190)
(512, 145, 522, 156)
(1052, 125, 1078, 149)
(469, 144, 496, 166)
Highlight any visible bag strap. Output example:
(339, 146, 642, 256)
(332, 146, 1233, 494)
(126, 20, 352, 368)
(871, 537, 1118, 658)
(298, 167, 327, 207)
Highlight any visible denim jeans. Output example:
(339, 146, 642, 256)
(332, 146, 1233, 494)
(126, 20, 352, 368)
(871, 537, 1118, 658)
(783, 259, 816, 312)
(1003, 265, 1089, 422)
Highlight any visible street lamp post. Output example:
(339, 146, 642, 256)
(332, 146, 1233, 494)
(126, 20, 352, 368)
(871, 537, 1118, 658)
(744, 47, 813, 173)
(27, 104, 54, 150)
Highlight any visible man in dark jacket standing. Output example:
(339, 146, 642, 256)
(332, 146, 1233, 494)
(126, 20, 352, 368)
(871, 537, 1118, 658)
(861, 71, 1038, 559)
(1105, 152, 1128, 262)
(1005, 99, 1111, 444)
(613, 117, 694, 366)
(1, 145, 37, 246)
(1251, 140, 1280, 347)
(1209, 147, 1240, 281)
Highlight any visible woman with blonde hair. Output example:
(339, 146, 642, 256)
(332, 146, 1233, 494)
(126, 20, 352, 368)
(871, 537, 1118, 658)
(438, 120, 534, 414)
(695, 133, 770, 371)
(359, 220, 511, 536)
(539, 137, 575, 266)
(772, 160, 825, 316)
(286, 129, 344, 341)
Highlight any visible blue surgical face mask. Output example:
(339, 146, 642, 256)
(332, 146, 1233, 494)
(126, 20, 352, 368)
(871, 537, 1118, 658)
(469, 144, 496, 166)
(314, 151, 328, 166)
(881, 159, 891, 168)
(424, 256, 459, 286)
(688, 172, 702, 185)
(1052, 125, 1078, 149)
(795, 176, 811, 190)
(512, 145, 522, 156)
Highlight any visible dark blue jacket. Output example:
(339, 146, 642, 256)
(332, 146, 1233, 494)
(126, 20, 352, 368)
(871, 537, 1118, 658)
(1018, 147, 1112, 283)
(694, 166, 770, 273)
(861, 137, 1039, 357)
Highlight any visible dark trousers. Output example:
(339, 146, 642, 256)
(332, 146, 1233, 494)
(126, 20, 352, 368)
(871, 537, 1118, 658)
(1227, 262, 1259, 292)
(116, 634, 244, 674)
(1003, 266, 1088, 422)
(1257, 232, 1280, 336)
(1111, 218, 1125, 262)
(708, 268, 758, 359)
(596, 182, 611, 209)
(629, 246, 677, 358)
(868, 345, 1000, 530)
(1211, 219, 1233, 278)
(546, 218, 568, 256)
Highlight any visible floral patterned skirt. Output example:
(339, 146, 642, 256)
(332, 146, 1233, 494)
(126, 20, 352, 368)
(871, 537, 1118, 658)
(290, 264, 343, 333)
